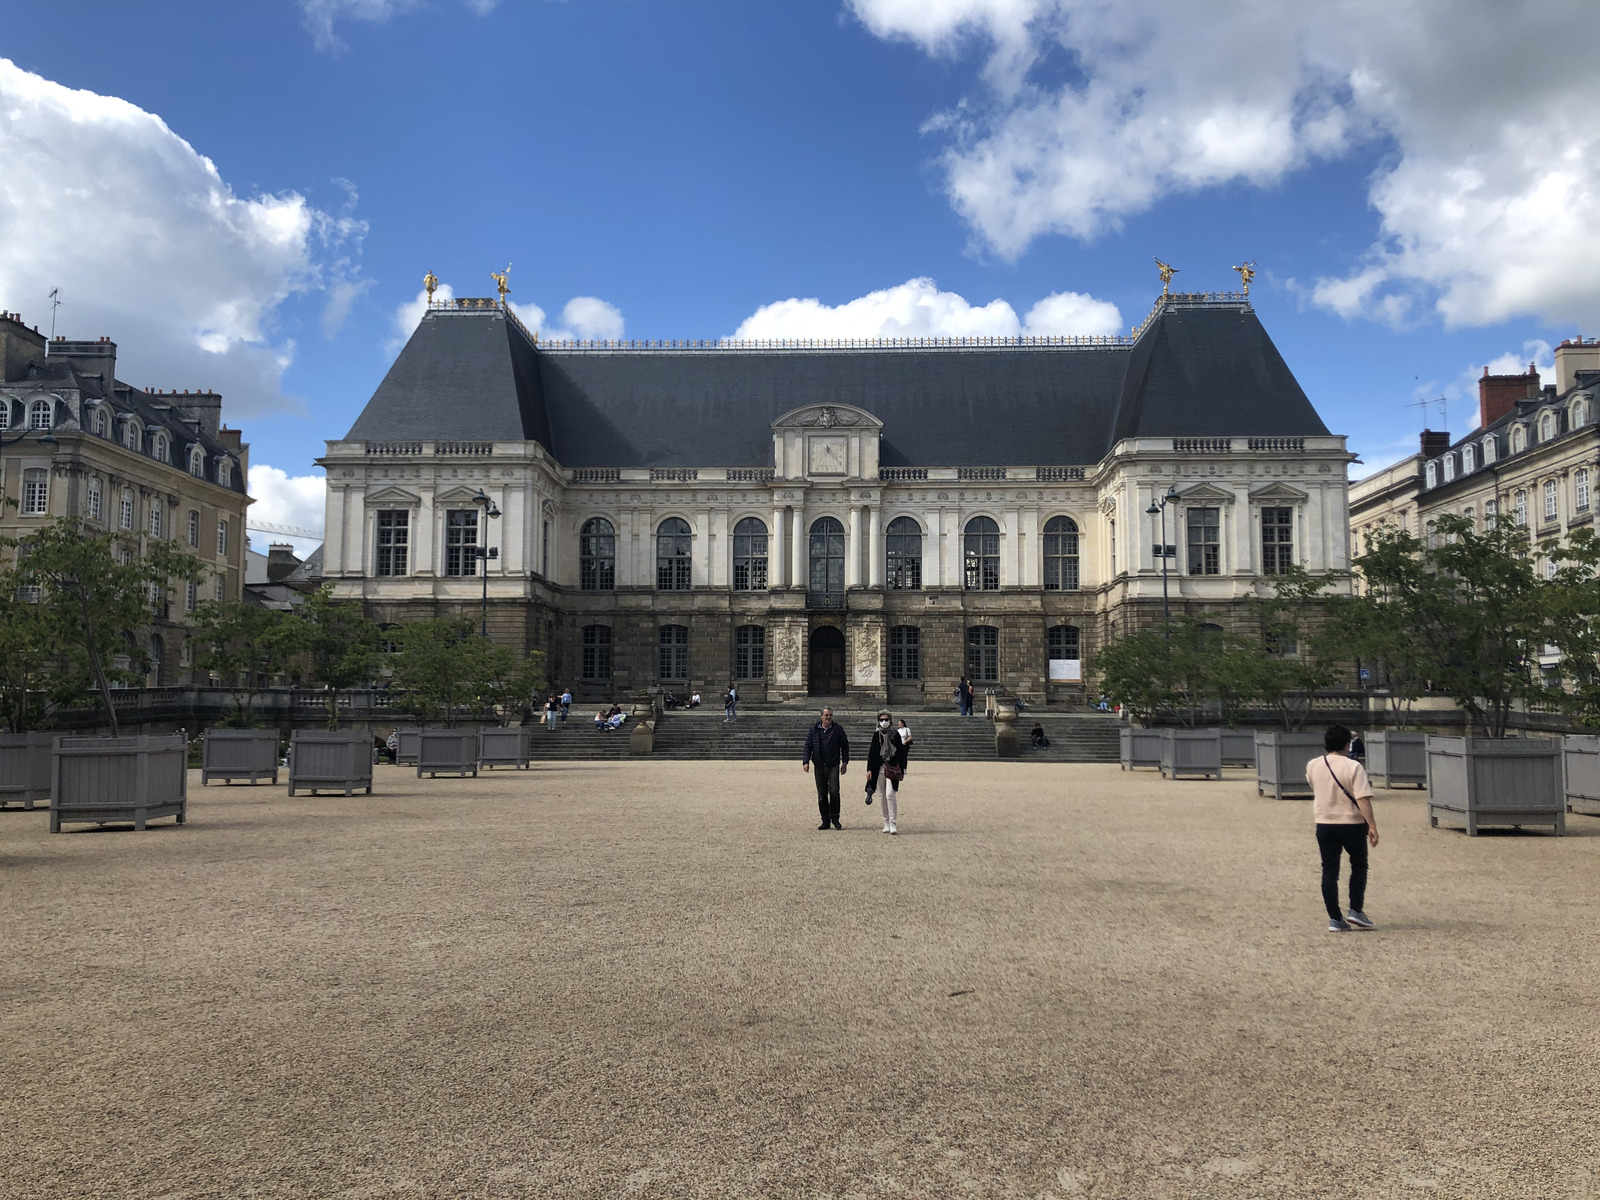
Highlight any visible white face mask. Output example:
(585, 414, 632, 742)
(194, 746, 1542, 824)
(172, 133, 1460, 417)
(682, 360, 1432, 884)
(878, 720, 890, 729)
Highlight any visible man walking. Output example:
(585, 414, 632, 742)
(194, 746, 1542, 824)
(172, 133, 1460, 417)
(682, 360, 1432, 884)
(1305, 724, 1380, 932)
(802, 706, 850, 831)
(724, 682, 738, 722)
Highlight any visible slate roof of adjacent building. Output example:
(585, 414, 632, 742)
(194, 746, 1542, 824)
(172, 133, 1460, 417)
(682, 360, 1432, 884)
(344, 297, 1331, 467)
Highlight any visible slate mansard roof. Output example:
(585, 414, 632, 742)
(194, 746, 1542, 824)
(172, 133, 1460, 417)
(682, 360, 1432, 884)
(345, 296, 1331, 468)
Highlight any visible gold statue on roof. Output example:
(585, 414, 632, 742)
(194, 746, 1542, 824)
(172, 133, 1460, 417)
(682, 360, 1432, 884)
(1154, 257, 1179, 296)
(491, 264, 512, 306)
(423, 270, 438, 305)
(1232, 260, 1256, 297)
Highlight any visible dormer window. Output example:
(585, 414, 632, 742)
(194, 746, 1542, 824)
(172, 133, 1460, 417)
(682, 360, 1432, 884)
(1462, 444, 1476, 473)
(217, 458, 232, 488)
(1538, 411, 1557, 443)
(1483, 435, 1497, 464)
(123, 419, 141, 451)
(0, 402, 10, 431)
(28, 398, 52, 430)
(1442, 454, 1456, 482)
(92, 408, 107, 436)
(189, 446, 205, 477)
(151, 433, 168, 463)
(1572, 396, 1590, 428)
(1425, 461, 1438, 489)
(1511, 424, 1528, 453)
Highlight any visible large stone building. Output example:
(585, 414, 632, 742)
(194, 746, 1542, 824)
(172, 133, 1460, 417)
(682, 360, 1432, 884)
(321, 289, 1351, 705)
(0, 310, 251, 684)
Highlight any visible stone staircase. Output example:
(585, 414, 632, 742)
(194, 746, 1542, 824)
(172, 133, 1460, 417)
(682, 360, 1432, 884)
(526, 708, 1121, 763)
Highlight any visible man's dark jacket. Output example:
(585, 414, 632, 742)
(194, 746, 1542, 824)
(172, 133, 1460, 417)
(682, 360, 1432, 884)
(802, 722, 850, 769)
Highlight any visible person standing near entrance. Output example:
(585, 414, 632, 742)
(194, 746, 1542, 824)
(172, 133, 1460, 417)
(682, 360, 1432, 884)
(956, 677, 974, 716)
(724, 683, 738, 723)
(1305, 724, 1379, 933)
(802, 706, 850, 830)
(866, 711, 909, 834)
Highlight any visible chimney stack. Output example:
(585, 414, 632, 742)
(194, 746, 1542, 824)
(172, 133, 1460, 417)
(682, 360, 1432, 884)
(266, 544, 302, 583)
(1555, 337, 1600, 395)
(1479, 363, 1541, 428)
(1420, 430, 1452, 460)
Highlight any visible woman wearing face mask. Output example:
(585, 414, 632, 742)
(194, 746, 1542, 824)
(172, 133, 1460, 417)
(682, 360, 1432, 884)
(866, 710, 909, 835)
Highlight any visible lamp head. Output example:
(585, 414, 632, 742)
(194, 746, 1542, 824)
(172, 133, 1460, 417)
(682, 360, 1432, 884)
(1165, 486, 1180, 503)
(1146, 502, 1160, 515)
(37, 432, 57, 447)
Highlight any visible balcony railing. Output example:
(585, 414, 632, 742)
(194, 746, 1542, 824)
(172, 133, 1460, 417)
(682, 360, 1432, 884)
(806, 591, 845, 610)
(650, 468, 699, 482)
(1173, 438, 1232, 454)
(957, 467, 1008, 481)
(1036, 466, 1086, 481)
(879, 467, 928, 482)
(572, 468, 621, 483)
(1246, 437, 1306, 453)
(727, 468, 774, 482)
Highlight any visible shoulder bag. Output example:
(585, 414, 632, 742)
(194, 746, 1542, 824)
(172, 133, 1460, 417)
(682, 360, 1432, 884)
(1321, 755, 1365, 816)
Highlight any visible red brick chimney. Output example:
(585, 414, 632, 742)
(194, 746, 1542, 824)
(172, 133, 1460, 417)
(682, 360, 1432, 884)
(1479, 363, 1541, 428)
(1419, 430, 1451, 459)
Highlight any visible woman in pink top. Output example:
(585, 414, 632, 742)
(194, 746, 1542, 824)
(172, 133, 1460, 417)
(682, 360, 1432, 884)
(1304, 725, 1380, 933)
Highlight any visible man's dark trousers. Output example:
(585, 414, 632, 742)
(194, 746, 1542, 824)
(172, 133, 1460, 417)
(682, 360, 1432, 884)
(814, 764, 841, 825)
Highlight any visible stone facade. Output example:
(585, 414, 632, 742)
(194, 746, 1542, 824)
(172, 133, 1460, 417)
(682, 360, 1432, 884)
(321, 293, 1353, 705)
(0, 311, 251, 685)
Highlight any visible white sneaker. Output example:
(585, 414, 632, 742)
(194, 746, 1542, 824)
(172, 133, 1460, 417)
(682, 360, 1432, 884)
(889, 823, 898, 835)
(882, 823, 892, 833)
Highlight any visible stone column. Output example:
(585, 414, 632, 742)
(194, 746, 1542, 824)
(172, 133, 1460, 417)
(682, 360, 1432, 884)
(847, 505, 862, 588)
(771, 504, 787, 588)
(868, 504, 883, 587)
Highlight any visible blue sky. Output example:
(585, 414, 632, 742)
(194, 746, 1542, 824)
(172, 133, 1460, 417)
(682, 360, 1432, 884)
(5, 0, 1599, 550)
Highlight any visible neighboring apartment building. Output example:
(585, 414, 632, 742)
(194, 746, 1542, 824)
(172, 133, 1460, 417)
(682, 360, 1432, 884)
(0, 310, 251, 684)
(320, 287, 1353, 706)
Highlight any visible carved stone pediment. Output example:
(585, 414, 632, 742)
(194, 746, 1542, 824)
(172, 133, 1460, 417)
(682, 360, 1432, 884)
(434, 484, 488, 505)
(1178, 482, 1236, 504)
(366, 485, 422, 506)
(1249, 482, 1309, 502)
(771, 403, 883, 432)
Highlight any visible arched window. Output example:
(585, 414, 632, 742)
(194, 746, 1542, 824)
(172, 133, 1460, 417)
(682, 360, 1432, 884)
(1425, 461, 1437, 489)
(1462, 444, 1476, 473)
(1574, 397, 1591, 428)
(580, 624, 612, 680)
(217, 458, 232, 488)
(732, 518, 768, 590)
(1042, 516, 1079, 590)
(966, 625, 999, 682)
(0, 401, 10, 430)
(1047, 624, 1081, 682)
(808, 516, 845, 600)
(734, 625, 765, 679)
(1543, 479, 1559, 522)
(1442, 454, 1456, 482)
(123, 419, 140, 450)
(1511, 425, 1527, 453)
(1577, 468, 1591, 514)
(151, 433, 168, 463)
(189, 446, 205, 476)
(885, 517, 922, 590)
(580, 518, 615, 590)
(1539, 412, 1556, 442)
(1482, 436, 1497, 464)
(889, 626, 920, 680)
(148, 498, 162, 539)
(28, 398, 52, 430)
(658, 624, 689, 680)
(1514, 490, 1528, 526)
(656, 518, 692, 590)
(92, 408, 107, 436)
(963, 516, 1000, 590)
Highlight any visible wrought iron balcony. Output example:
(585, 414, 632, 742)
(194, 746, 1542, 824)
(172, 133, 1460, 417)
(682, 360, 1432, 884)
(806, 590, 845, 610)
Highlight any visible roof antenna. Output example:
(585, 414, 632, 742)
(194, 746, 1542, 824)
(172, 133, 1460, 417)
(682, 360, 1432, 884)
(47, 287, 61, 339)
(1407, 394, 1446, 430)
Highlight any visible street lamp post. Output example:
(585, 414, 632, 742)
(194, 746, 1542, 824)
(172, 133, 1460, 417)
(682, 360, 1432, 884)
(1145, 485, 1182, 631)
(472, 490, 501, 637)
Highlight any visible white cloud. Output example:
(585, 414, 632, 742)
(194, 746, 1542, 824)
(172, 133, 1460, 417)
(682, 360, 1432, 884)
(299, 0, 501, 52)
(390, 280, 455, 352)
(511, 296, 626, 342)
(731, 277, 1121, 340)
(0, 58, 362, 418)
(849, 0, 1600, 328)
(247, 464, 326, 558)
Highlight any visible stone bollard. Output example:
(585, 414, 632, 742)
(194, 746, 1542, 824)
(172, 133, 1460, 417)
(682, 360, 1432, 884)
(629, 705, 656, 755)
(994, 701, 1020, 758)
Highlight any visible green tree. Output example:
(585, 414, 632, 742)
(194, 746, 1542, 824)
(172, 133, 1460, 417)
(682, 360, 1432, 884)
(391, 616, 505, 726)
(0, 561, 78, 732)
(187, 599, 303, 726)
(295, 585, 382, 729)
(1543, 526, 1600, 728)
(1246, 565, 1345, 730)
(481, 648, 548, 725)
(1093, 625, 1178, 725)
(14, 518, 200, 735)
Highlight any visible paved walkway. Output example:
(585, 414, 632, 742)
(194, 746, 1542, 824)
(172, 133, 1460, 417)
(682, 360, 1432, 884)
(3, 763, 1597, 1199)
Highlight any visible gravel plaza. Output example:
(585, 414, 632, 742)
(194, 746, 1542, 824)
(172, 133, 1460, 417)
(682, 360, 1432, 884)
(3, 760, 1599, 1200)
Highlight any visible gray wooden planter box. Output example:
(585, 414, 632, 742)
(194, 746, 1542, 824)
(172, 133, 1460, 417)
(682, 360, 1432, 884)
(478, 726, 531, 770)
(1427, 736, 1564, 835)
(1160, 729, 1222, 779)
(395, 729, 420, 765)
(51, 735, 187, 832)
(1255, 732, 1326, 800)
(1563, 735, 1600, 817)
(1366, 732, 1427, 790)
(1219, 729, 1257, 767)
(201, 728, 280, 785)
(417, 729, 479, 778)
(1119, 727, 1163, 771)
(288, 730, 373, 797)
(0, 732, 54, 810)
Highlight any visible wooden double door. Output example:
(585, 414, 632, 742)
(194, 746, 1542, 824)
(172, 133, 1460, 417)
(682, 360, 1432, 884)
(809, 625, 845, 695)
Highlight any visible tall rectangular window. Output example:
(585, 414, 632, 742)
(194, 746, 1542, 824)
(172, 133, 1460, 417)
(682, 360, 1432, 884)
(542, 519, 550, 578)
(1578, 469, 1591, 514)
(445, 510, 479, 577)
(375, 510, 409, 576)
(120, 492, 134, 530)
(214, 573, 225, 601)
(149, 500, 163, 539)
(185, 580, 197, 613)
(734, 625, 765, 679)
(889, 626, 920, 680)
(217, 519, 229, 555)
(1261, 507, 1293, 575)
(658, 624, 689, 680)
(965, 625, 999, 682)
(1544, 480, 1559, 522)
(87, 478, 102, 522)
(21, 469, 48, 515)
(187, 509, 200, 547)
(580, 624, 612, 680)
(1187, 507, 1220, 576)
